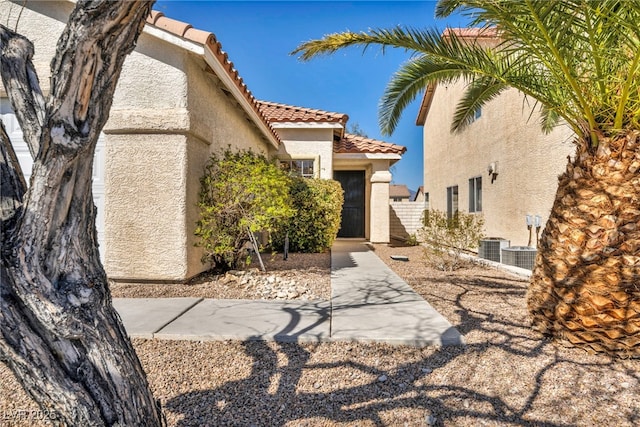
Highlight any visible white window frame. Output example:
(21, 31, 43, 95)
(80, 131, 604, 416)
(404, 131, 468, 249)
(278, 157, 318, 178)
(446, 185, 459, 219)
(469, 176, 482, 213)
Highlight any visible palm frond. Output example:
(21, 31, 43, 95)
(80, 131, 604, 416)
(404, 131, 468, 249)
(451, 76, 506, 132)
(539, 104, 564, 134)
(378, 55, 472, 135)
(292, 26, 444, 61)
(293, 0, 640, 140)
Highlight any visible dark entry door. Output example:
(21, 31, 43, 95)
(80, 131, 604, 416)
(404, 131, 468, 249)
(334, 171, 365, 238)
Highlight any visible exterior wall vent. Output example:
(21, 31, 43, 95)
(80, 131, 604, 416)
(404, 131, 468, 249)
(478, 238, 510, 263)
(501, 246, 537, 270)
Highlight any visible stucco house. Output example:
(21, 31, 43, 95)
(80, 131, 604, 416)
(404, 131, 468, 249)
(389, 184, 411, 202)
(1, 1, 404, 283)
(415, 28, 575, 247)
(411, 186, 427, 204)
(257, 101, 406, 241)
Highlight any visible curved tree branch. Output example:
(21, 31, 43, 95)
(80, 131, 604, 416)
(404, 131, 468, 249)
(0, 25, 45, 159)
(0, 121, 26, 221)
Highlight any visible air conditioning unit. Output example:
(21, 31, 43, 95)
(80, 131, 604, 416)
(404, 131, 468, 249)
(478, 238, 510, 263)
(501, 246, 537, 270)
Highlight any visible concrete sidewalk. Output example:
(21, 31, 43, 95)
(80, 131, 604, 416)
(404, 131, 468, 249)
(113, 240, 463, 347)
(330, 240, 463, 346)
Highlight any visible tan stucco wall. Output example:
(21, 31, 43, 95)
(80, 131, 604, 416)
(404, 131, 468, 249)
(422, 82, 575, 247)
(105, 134, 190, 281)
(370, 165, 392, 243)
(273, 127, 334, 179)
(186, 60, 271, 155)
(104, 32, 272, 281)
(6, 2, 273, 281)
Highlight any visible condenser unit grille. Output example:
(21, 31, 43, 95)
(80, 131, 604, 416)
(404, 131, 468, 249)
(478, 238, 510, 263)
(501, 246, 537, 270)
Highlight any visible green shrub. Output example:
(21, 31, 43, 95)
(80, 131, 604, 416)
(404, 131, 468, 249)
(272, 177, 344, 253)
(195, 149, 293, 271)
(419, 209, 485, 271)
(405, 233, 420, 246)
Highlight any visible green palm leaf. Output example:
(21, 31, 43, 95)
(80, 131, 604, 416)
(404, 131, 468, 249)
(293, 0, 640, 142)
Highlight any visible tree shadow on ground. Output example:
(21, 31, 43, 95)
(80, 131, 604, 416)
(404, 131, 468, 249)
(164, 271, 637, 426)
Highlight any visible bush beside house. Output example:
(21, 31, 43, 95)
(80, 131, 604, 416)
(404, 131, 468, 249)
(419, 209, 485, 271)
(195, 151, 345, 272)
(272, 178, 344, 253)
(195, 149, 293, 271)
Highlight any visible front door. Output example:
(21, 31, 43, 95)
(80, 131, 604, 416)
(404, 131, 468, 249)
(334, 171, 365, 238)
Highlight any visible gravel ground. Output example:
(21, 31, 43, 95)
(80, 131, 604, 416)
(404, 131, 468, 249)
(2, 244, 639, 426)
(110, 252, 331, 301)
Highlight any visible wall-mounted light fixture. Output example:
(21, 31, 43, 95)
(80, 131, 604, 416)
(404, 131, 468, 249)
(487, 162, 498, 183)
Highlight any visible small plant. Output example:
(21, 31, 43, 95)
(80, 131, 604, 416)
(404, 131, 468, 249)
(419, 209, 485, 271)
(195, 149, 293, 271)
(271, 177, 344, 253)
(405, 233, 420, 246)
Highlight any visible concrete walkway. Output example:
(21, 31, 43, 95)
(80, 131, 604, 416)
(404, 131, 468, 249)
(113, 240, 463, 347)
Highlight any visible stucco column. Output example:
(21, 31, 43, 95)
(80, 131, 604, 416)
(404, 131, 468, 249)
(370, 168, 392, 243)
(104, 133, 191, 282)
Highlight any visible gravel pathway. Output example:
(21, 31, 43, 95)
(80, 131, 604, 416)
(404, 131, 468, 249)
(2, 245, 639, 426)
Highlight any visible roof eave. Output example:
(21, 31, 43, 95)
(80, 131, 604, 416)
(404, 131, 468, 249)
(271, 122, 345, 129)
(416, 83, 436, 126)
(203, 47, 280, 149)
(334, 153, 403, 160)
(144, 24, 204, 55)
(143, 13, 281, 149)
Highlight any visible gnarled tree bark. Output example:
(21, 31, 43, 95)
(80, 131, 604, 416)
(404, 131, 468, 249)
(0, 1, 164, 425)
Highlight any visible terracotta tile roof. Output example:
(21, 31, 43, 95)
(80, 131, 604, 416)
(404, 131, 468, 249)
(257, 100, 349, 125)
(335, 133, 406, 155)
(145, 11, 280, 144)
(256, 101, 404, 156)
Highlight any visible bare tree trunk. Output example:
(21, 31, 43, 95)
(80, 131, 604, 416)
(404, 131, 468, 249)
(0, 1, 165, 425)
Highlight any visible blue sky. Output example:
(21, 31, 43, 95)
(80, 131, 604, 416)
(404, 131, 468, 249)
(155, 1, 469, 192)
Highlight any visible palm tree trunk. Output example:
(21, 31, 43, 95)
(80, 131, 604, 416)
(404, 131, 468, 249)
(528, 130, 640, 357)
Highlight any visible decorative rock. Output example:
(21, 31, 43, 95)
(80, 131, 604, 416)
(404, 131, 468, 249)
(378, 375, 387, 382)
(218, 267, 323, 301)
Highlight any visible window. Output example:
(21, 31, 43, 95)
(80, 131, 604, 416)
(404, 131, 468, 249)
(280, 159, 314, 178)
(446, 185, 458, 219)
(424, 192, 430, 210)
(469, 176, 482, 212)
